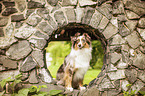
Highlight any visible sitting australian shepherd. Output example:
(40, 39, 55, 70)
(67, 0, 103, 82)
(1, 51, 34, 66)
(56, 33, 92, 91)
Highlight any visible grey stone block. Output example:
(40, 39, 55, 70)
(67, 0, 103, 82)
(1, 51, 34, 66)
(138, 70, 145, 82)
(125, 69, 137, 83)
(125, 10, 140, 20)
(65, 8, 76, 23)
(11, 14, 25, 22)
(125, 32, 140, 49)
(133, 53, 145, 69)
(138, 18, 145, 28)
(15, 25, 37, 39)
(6, 40, 32, 60)
(15, 0, 26, 12)
(2, 8, 18, 16)
(29, 69, 39, 83)
(20, 56, 37, 72)
(108, 70, 125, 80)
(0, 17, 8, 27)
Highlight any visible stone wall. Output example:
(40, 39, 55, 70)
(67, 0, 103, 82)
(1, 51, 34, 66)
(0, 0, 145, 96)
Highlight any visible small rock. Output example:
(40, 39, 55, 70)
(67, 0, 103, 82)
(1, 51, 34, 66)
(98, 16, 109, 30)
(54, 11, 67, 26)
(0, 56, 17, 69)
(110, 34, 126, 45)
(108, 70, 125, 80)
(138, 70, 145, 82)
(137, 28, 145, 40)
(29, 38, 47, 49)
(11, 14, 25, 22)
(28, 1, 44, 9)
(138, 18, 145, 28)
(20, 56, 37, 72)
(37, 21, 53, 35)
(26, 13, 42, 27)
(0, 17, 9, 27)
(112, 1, 124, 15)
(103, 23, 118, 39)
(6, 40, 32, 60)
(65, 8, 76, 23)
(33, 31, 49, 40)
(110, 52, 121, 64)
(121, 80, 130, 91)
(0, 28, 4, 37)
(47, 0, 59, 6)
(125, 10, 140, 19)
(15, 25, 37, 39)
(107, 64, 117, 72)
(15, 0, 26, 12)
(125, 69, 137, 83)
(133, 53, 145, 69)
(2, 8, 18, 16)
(29, 69, 39, 83)
(62, 0, 77, 6)
(3, 1, 15, 8)
(38, 68, 52, 83)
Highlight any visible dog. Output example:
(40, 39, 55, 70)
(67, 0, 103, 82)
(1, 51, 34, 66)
(56, 33, 92, 91)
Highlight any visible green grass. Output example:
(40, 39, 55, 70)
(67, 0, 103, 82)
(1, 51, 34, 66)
(48, 64, 101, 85)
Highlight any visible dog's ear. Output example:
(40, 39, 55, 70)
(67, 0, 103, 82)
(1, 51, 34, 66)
(83, 33, 91, 41)
(74, 32, 81, 37)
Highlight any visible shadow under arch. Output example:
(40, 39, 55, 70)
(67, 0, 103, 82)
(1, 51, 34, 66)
(46, 23, 109, 87)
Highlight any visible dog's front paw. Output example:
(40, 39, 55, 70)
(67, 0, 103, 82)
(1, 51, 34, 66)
(66, 87, 73, 91)
(80, 86, 86, 91)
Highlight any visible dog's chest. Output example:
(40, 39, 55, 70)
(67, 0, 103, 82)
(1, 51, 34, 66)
(69, 48, 92, 69)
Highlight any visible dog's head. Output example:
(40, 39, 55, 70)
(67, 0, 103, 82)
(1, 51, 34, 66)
(71, 33, 91, 50)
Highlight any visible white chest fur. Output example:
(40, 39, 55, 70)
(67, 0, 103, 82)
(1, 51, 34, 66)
(66, 48, 92, 80)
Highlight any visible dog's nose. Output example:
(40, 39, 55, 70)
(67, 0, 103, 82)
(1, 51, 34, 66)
(78, 44, 81, 47)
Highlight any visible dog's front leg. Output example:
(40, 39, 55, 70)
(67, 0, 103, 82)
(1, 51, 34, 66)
(64, 66, 73, 91)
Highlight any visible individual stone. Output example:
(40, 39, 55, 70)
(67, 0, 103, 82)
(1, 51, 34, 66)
(20, 56, 37, 72)
(125, 20, 137, 32)
(28, 1, 44, 9)
(79, 0, 97, 6)
(0, 17, 8, 27)
(11, 14, 25, 22)
(65, 8, 76, 23)
(110, 34, 126, 45)
(0, 70, 20, 81)
(0, 3, 2, 13)
(138, 70, 145, 82)
(117, 60, 128, 69)
(125, 10, 140, 20)
(110, 52, 121, 64)
(125, 69, 137, 83)
(117, 15, 127, 22)
(62, 0, 77, 6)
(107, 64, 117, 72)
(15, 0, 26, 12)
(130, 80, 145, 94)
(34, 31, 49, 40)
(0, 56, 17, 69)
(108, 70, 126, 80)
(123, 0, 145, 16)
(0, 28, 4, 37)
(98, 76, 114, 91)
(29, 69, 39, 83)
(6, 40, 32, 60)
(5, 23, 14, 37)
(112, 1, 124, 15)
(47, 0, 59, 6)
(38, 68, 52, 83)
(15, 22, 24, 28)
(107, 89, 120, 96)
(26, 13, 42, 27)
(54, 11, 67, 26)
(21, 73, 29, 81)
(138, 18, 145, 28)
(125, 32, 140, 49)
(110, 17, 118, 28)
(15, 25, 37, 39)
(29, 38, 47, 49)
(121, 80, 130, 91)
(37, 21, 53, 35)
(133, 53, 145, 69)
(122, 45, 129, 52)
(37, 8, 50, 20)
(118, 22, 131, 37)
(0, 37, 17, 49)
(98, 16, 109, 30)
(0, 65, 6, 71)
(82, 7, 95, 24)
(83, 86, 100, 96)
(32, 0, 46, 5)
(137, 28, 145, 40)
(26, 9, 35, 19)
(89, 10, 103, 29)
(2, 8, 18, 16)
(32, 50, 44, 67)
(96, 3, 112, 20)
(75, 6, 84, 23)
(3, 1, 15, 8)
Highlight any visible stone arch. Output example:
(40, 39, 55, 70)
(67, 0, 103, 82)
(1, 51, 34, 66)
(0, 0, 145, 96)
